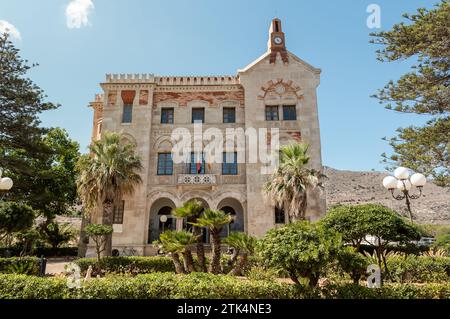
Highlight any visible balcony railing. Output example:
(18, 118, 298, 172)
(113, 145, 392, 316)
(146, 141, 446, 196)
(177, 174, 217, 185)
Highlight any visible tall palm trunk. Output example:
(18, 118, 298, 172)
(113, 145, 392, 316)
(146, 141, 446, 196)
(172, 252, 186, 274)
(182, 248, 195, 273)
(77, 212, 89, 257)
(194, 226, 207, 272)
(101, 200, 114, 257)
(210, 229, 222, 274)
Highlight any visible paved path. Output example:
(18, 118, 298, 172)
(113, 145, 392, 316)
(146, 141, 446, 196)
(45, 259, 73, 275)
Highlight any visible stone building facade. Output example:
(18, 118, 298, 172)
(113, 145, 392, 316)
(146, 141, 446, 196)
(87, 19, 325, 256)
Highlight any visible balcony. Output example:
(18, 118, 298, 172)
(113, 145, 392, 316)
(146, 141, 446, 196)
(177, 174, 217, 185)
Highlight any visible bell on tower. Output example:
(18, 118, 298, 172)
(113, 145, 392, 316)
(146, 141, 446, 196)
(267, 18, 288, 64)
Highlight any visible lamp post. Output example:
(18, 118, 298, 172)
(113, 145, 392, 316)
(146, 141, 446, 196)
(160, 215, 168, 233)
(382, 167, 426, 223)
(0, 169, 14, 200)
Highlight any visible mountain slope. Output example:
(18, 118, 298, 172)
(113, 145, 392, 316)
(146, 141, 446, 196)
(324, 167, 450, 225)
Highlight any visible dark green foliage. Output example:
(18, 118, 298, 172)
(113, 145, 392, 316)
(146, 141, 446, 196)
(432, 234, 450, 254)
(43, 222, 75, 249)
(257, 221, 343, 287)
(84, 224, 113, 261)
(0, 257, 39, 276)
(0, 201, 35, 247)
(74, 256, 175, 276)
(371, 1, 450, 186)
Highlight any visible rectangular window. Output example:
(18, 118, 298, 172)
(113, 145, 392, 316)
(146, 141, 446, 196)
(157, 153, 173, 175)
(275, 206, 285, 224)
(223, 107, 236, 123)
(122, 104, 133, 123)
(161, 108, 174, 124)
(113, 200, 125, 224)
(192, 108, 205, 123)
(283, 105, 297, 121)
(222, 152, 238, 175)
(190, 152, 205, 174)
(265, 106, 279, 121)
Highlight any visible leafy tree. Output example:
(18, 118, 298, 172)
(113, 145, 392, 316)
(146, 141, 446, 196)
(371, 1, 450, 186)
(6, 128, 80, 224)
(336, 246, 370, 284)
(192, 209, 231, 274)
(223, 232, 257, 276)
(257, 221, 342, 287)
(0, 33, 58, 178)
(76, 131, 142, 256)
(43, 222, 75, 249)
(263, 142, 324, 221)
(322, 204, 421, 281)
(84, 224, 113, 262)
(172, 200, 207, 272)
(0, 201, 35, 248)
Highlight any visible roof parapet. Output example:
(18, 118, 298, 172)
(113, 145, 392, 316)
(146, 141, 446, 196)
(104, 74, 240, 86)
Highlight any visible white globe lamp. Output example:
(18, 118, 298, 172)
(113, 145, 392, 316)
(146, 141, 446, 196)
(382, 176, 398, 190)
(0, 177, 13, 191)
(394, 167, 410, 180)
(410, 173, 427, 188)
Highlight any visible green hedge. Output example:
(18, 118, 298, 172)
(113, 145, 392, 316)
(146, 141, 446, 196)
(386, 256, 450, 283)
(74, 256, 175, 276)
(0, 273, 301, 299)
(322, 283, 450, 299)
(0, 273, 449, 299)
(0, 257, 40, 276)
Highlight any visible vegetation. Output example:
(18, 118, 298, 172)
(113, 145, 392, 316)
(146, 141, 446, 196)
(223, 232, 257, 276)
(322, 204, 421, 280)
(156, 230, 196, 274)
(371, 1, 450, 186)
(263, 142, 324, 221)
(1, 273, 449, 299)
(0, 202, 35, 248)
(171, 200, 207, 272)
(191, 209, 231, 274)
(0, 257, 40, 276)
(76, 131, 142, 256)
(84, 224, 113, 262)
(74, 256, 175, 277)
(257, 221, 342, 287)
(42, 222, 75, 249)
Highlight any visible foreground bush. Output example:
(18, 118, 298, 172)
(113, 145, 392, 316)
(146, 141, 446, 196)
(0, 257, 40, 276)
(0, 273, 301, 299)
(74, 256, 175, 276)
(387, 255, 450, 283)
(0, 273, 449, 299)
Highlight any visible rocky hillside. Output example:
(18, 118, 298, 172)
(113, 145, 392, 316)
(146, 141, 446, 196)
(324, 167, 450, 225)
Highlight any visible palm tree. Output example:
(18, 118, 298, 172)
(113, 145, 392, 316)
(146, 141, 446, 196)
(172, 200, 207, 272)
(263, 142, 324, 222)
(192, 209, 231, 274)
(223, 232, 257, 276)
(156, 231, 186, 274)
(157, 230, 196, 273)
(76, 131, 142, 256)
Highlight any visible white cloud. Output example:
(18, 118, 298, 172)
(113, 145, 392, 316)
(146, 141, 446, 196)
(66, 0, 94, 29)
(0, 20, 21, 40)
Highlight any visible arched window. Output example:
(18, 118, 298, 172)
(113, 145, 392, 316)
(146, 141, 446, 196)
(220, 206, 237, 238)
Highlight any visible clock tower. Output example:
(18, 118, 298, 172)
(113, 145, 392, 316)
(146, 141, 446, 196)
(267, 18, 288, 64)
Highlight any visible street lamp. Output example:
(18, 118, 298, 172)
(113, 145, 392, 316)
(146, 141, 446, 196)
(382, 167, 426, 223)
(160, 215, 168, 233)
(0, 169, 13, 200)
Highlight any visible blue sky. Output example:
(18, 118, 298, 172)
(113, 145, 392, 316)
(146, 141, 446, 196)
(0, 0, 437, 172)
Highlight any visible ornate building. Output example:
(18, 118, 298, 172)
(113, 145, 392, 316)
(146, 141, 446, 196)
(87, 19, 325, 256)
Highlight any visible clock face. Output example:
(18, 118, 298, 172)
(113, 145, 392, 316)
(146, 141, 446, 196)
(273, 36, 283, 45)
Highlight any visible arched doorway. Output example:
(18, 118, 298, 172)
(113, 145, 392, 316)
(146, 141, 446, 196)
(148, 198, 176, 243)
(217, 198, 245, 238)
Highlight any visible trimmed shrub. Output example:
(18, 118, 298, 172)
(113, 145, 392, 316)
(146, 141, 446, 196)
(74, 256, 175, 276)
(0, 273, 449, 299)
(386, 255, 450, 283)
(321, 283, 450, 299)
(0, 273, 302, 299)
(0, 257, 40, 276)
